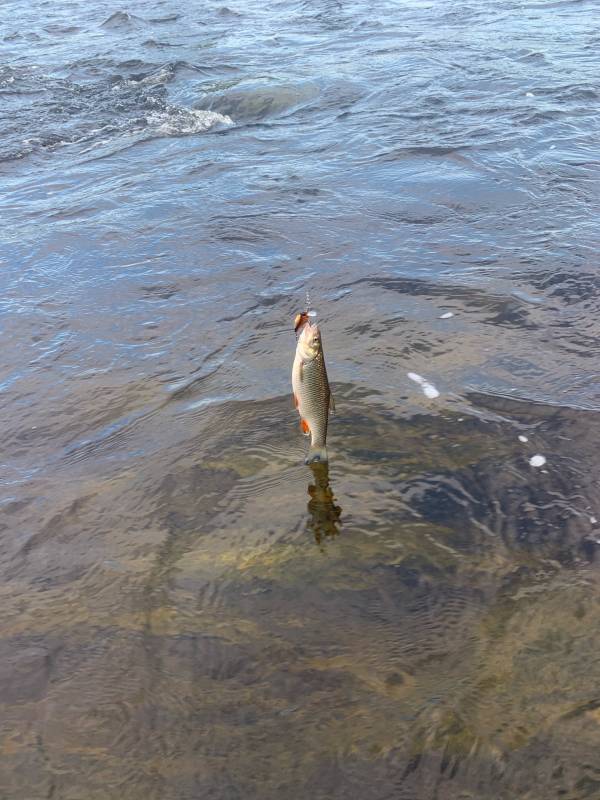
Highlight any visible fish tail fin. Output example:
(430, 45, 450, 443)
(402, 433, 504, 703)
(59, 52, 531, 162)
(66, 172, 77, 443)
(305, 444, 328, 464)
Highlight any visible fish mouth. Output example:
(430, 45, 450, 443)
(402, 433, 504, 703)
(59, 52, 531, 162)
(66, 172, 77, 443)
(294, 311, 309, 333)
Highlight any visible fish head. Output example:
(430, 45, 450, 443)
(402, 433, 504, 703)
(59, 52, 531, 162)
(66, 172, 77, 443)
(296, 318, 322, 361)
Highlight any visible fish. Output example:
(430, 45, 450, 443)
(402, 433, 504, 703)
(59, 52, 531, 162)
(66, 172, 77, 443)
(292, 310, 334, 463)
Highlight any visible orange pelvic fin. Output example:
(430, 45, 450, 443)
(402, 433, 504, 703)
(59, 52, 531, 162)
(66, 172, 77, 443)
(293, 393, 299, 409)
(300, 418, 310, 435)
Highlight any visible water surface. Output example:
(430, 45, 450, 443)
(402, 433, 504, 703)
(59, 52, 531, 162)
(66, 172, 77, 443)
(2, 0, 600, 797)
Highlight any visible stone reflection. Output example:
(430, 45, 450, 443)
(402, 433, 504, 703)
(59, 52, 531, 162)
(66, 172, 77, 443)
(306, 462, 342, 544)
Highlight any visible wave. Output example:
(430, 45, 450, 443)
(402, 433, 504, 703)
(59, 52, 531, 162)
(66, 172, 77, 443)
(146, 107, 232, 136)
(0, 62, 233, 162)
(101, 11, 146, 30)
(203, 81, 321, 122)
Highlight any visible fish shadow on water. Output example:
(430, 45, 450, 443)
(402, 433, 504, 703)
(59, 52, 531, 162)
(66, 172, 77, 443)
(306, 462, 342, 546)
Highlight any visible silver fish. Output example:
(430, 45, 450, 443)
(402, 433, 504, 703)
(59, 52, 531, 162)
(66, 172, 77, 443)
(292, 311, 334, 463)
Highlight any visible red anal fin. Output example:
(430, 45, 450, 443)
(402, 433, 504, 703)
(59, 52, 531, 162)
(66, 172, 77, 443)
(301, 419, 310, 435)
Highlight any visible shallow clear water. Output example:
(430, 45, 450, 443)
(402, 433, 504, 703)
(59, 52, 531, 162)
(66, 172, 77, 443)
(2, 0, 600, 797)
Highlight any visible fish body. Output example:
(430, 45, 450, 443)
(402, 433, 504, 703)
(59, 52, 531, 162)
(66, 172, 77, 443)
(292, 314, 332, 463)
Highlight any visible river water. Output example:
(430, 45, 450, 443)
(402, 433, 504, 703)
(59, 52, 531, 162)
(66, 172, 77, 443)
(2, 0, 600, 797)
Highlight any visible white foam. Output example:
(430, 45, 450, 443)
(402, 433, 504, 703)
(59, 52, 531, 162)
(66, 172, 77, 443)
(518, 435, 528, 443)
(529, 454, 546, 467)
(147, 108, 233, 136)
(590, 516, 597, 524)
(526, 92, 535, 97)
(440, 312, 454, 319)
(408, 372, 440, 399)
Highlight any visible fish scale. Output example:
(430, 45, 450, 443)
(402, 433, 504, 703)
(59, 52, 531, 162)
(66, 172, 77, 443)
(300, 351, 330, 447)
